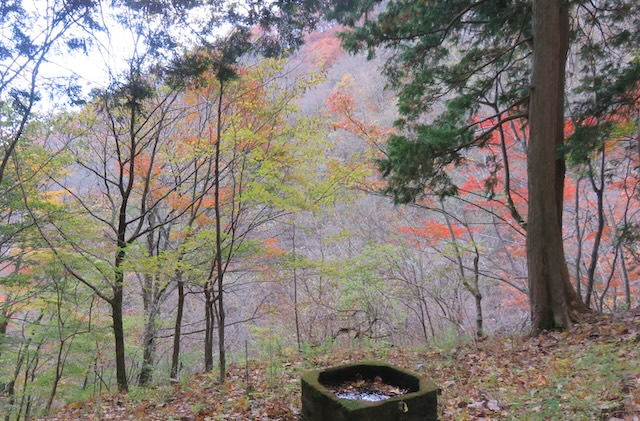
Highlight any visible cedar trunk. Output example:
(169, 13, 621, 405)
(527, 0, 586, 332)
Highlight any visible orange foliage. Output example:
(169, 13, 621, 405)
(502, 288, 529, 310)
(459, 176, 483, 192)
(170, 193, 192, 214)
(564, 119, 575, 137)
(505, 242, 527, 259)
(360, 177, 387, 192)
(263, 237, 285, 257)
(563, 176, 577, 202)
(194, 213, 213, 228)
(327, 75, 394, 156)
(400, 219, 470, 247)
(304, 27, 345, 68)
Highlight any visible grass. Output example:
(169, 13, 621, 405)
(46, 312, 640, 420)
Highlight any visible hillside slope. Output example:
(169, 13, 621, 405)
(46, 312, 640, 420)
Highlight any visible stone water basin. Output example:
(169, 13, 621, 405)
(301, 360, 438, 421)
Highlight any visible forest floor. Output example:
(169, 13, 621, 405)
(47, 311, 640, 420)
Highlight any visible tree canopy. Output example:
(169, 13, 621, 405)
(314, 0, 639, 331)
(0, 0, 639, 416)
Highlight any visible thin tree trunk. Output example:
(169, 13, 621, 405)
(619, 247, 631, 308)
(204, 283, 215, 372)
(46, 286, 78, 415)
(0, 310, 8, 361)
(138, 302, 156, 387)
(416, 271, 435, 341)
(472, 253, 483, 337)
(528, 0, 586, 332)
(139, 210, 158, 387)
(45, 339, 66, 414)
(170, 277, 185, 382)
(4, 346, 24, 421)
(598, 247, 619, 311)
(442, 202, 483, 337)
(417, 299, 430, 343)
(112, 281, 128, 392)
(214, 82, 226, 383)
(637, 109, 640, 160)
(24, 342, 42, 421)
(585, 147, 606, 308)
(170, 214, 200, 380)
(292, 220, 302, 352)
(574, 176, 584, 302)
(496, 104, 526, 229)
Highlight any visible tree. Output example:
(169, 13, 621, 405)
(526, 0, 585, 330)
(0, 0, 98, 186)
(175, 54, 326, 380)
(26, 0, 265, 392)
(1, 1, 99, 371)
(47, 65, 188, 392)
(0, 114, 87, 419)
(314, 0, 639, 332)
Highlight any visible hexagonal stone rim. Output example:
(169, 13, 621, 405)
(301, 360, 438, 421)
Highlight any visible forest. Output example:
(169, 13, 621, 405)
(1, 0, 639, 419)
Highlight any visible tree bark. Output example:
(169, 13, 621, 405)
(442, 202, 483, 337)
(170, 277, 185, 382)
(139, 211, 159, 387)
(574, 176, 584, 301)
(112, 280, 128, 392)
(214, 82, 226, 383)
(203, 281, 215, 372)
(527, 0, 586, 333)
(584, 147, 606, 308)
(619, 247, 631, 308)
(45, 339, 66, 413)
(138, 301, 156, 387)
(292, 220, 302, 352)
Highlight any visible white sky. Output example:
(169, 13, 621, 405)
(21, 0, 230, 107)
(15, 0, 140, 108)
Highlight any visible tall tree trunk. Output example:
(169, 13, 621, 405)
(214, 82, 226, 383)
(45, 339, 66, 414)
(170, 220, 197, 381)
(112, 282, 128, 392)
(0, 308, 8, 360)
(170, 276, 184, 382)
(113, 246, 128, 392)
(598, 247, 619, 311)
(527, 0, 586, 332)
(472, 253, 483, 338)
(4, 345, 25, 421)
(170, 217, 199, 380)
(442, 202, 483, 337)
(636, 109, 640, 160)
(139, 211, 158, 387)
(138, 301, 156, 387)
(418, 292, 436, 342)
(574, 176, 584, 301)
(584, 147, 606, 308)
(204, 282, 215, 372)
(292, 220, 302, 352)
(619, 247, 631, 308)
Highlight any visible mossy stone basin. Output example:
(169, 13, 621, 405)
(301, 360, 438, 421)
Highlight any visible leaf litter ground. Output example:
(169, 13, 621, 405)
(46, 311, 640, 420)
